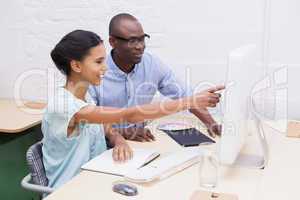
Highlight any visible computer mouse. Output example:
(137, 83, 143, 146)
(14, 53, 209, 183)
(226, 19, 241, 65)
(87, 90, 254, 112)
(112, 182, 138, 196)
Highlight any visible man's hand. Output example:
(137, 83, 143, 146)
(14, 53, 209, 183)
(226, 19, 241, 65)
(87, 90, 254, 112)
(121, 127, 155, 142)
(188, 85, 224, 138)
(112, 135, 133, 162)
(207, 123, 222, 138)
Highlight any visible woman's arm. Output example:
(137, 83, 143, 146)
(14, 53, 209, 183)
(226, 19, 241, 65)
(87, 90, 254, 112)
(104, 124, 133, 162)
(74, 85, 224, 125)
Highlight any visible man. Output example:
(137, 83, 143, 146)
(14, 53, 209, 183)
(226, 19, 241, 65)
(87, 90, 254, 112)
(89, 13, 221, 142)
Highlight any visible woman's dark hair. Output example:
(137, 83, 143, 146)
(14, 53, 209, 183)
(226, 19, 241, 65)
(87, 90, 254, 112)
(51, 30, 103, 76)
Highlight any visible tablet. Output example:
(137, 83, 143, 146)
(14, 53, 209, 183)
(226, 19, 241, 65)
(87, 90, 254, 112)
(157, 122, 194, 131)
(161, 128, 215, 147)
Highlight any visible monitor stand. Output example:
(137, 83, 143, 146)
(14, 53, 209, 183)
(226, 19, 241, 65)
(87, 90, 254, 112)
(233, 116, 269, 169)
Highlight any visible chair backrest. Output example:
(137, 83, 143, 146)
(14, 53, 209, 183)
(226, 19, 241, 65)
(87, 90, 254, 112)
(26, 141, 49, 187)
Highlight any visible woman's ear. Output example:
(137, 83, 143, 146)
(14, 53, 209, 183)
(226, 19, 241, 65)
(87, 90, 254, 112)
(70, 60, 81, 73)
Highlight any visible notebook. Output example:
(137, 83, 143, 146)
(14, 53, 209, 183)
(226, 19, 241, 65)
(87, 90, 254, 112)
(81, 148, 160, 176)
(161, 128, 215, 147)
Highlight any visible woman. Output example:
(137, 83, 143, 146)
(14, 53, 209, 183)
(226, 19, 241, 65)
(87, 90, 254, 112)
(42, 30, 223, 189)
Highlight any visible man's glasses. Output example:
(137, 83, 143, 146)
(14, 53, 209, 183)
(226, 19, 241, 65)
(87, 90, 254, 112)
(111, 34, 150, 48)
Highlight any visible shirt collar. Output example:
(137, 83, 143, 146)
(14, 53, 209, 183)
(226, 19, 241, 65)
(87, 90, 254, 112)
(107, 50, 137, 77)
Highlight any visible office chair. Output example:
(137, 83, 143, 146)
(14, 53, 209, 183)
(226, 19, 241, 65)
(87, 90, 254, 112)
(21, 141, 54, 198)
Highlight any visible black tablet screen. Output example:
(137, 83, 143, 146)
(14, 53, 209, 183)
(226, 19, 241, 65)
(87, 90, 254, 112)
(162, 128, 215, 147)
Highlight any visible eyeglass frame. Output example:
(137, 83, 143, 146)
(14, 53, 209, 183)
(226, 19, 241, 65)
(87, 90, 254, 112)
(110, 33, 150, 47)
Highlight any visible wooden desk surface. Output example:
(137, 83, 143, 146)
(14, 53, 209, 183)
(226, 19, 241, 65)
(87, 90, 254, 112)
(44, 114, 300, 200)
(0, 99, 44, 133)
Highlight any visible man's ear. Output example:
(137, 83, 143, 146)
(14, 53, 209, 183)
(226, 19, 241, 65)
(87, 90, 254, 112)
(70, 60, 81, 73)
(109, 36, 116, 48)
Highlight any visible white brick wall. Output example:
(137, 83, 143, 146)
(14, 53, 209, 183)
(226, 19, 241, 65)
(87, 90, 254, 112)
(0, 0, 300, 118)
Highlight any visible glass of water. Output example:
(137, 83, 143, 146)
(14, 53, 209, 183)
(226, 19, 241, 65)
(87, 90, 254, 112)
(198, 143, 219, 188)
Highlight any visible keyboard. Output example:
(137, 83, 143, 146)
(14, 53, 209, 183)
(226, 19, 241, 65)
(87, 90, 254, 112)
(124, 147, 202, 183)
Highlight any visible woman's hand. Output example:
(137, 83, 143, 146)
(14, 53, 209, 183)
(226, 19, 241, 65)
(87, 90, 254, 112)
(189, 85, 225, 109)
(112, 135, 133, 162)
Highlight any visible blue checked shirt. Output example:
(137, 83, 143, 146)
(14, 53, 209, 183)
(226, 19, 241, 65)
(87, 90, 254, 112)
(88, 51, 191, 129)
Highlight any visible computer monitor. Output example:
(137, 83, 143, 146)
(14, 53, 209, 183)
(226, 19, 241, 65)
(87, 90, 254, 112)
(219, 44, 268, 169)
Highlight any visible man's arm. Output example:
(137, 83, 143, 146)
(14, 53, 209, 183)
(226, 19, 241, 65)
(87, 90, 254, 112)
(116, 127, 155, 142)
(153, 55, 222, 137)
(189, 108, 221, 137)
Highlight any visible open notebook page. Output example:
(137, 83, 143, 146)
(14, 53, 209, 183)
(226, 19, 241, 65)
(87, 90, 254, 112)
(81, 148, 160, 176)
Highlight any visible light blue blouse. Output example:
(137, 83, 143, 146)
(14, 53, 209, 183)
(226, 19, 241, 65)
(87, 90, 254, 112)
(42, 87, 107, 189)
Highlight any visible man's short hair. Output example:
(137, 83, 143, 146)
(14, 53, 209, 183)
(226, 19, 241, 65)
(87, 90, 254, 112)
(109, 13, 138, 35)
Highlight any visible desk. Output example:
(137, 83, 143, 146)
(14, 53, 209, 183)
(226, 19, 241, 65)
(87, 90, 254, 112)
(0, 99, 44, 200)
(0, 99, 44, 133)
(44, 114, 300, 200)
